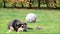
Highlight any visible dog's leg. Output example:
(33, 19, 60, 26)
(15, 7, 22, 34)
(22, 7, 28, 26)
(6, 27, 14, 33)
(17, 27, 24, 33)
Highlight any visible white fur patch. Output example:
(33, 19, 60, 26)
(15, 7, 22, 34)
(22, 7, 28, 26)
(17, 27, 24, 33)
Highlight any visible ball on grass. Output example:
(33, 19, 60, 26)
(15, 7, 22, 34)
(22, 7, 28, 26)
(26, 13, 36, 22)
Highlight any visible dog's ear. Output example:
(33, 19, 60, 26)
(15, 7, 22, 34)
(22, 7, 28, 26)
(24, 23, 27, 25)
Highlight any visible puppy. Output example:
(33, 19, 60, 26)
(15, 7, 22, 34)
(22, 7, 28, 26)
(6, 19, 27, 33)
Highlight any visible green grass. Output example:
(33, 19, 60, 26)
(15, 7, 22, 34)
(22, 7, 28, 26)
(0, 8, 60, 34)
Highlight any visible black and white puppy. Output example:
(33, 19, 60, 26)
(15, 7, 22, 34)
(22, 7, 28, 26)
(7, 19, 27, 33)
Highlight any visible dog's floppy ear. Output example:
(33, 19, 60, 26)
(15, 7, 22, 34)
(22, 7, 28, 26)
(24, 23, 27, 25)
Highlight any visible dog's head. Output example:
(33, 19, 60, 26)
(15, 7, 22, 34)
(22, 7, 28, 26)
(20, 23, 27, 28)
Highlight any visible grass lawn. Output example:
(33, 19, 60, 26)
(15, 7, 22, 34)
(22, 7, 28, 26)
(0, 8, 60, 34)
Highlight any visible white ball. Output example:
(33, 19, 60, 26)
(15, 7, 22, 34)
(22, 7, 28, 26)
(26, 13, 36, 22)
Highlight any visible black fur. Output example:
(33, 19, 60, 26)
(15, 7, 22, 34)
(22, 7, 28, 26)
(8, 19, 27, 32)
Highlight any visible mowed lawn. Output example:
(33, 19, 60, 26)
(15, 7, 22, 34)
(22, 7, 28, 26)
(0, 8, 60, 34)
